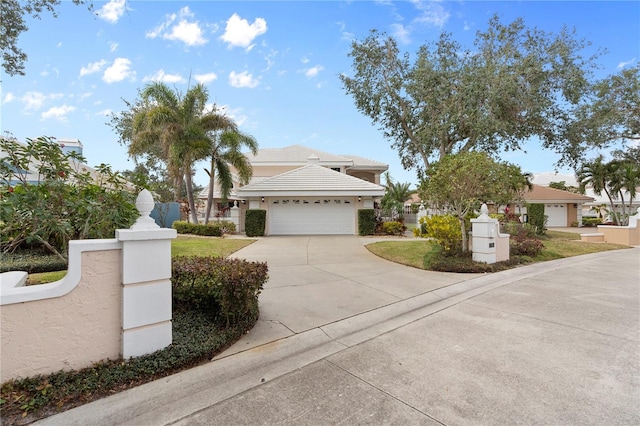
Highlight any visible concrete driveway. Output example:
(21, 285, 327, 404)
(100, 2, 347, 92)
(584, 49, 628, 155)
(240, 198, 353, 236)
(223, 236, 475, 353)
(37, 237, 640, 425)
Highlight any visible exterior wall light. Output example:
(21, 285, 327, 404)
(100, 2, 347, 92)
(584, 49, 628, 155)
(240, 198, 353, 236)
(358, 196, 362, 202)
(261, 197, 265, 203)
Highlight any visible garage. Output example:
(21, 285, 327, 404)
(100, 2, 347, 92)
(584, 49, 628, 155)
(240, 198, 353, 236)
(269, 198, 355, 235)
(545, 204, 567, 227)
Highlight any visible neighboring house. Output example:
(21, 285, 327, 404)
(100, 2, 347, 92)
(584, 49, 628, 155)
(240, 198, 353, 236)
(517, 184, 594, 227)
(532, 172, 639, 220)
(199, 145, 388, 235)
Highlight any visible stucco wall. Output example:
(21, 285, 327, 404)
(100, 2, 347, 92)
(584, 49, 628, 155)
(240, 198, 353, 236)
(597, 225, 640, 246)
(1, 249, 121, 382)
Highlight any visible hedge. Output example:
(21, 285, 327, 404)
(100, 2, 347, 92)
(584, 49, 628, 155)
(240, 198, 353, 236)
(172, 220, 236, 236)
(358, 209, 376, 235)
(245, 210, 266, 237)
(172, 256, 268, 327)
(527, 203, 546, 235)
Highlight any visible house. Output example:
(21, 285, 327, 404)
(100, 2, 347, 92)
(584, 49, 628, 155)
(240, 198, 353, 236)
(532, 172, 639, 221)
(199, 145, 388, 235)
(517, 184, 594, 227)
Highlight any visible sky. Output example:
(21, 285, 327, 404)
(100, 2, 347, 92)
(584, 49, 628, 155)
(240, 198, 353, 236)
(1, 0, 639, 189)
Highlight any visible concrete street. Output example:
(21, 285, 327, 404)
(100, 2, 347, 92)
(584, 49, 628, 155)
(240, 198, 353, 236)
(37, 236, 640, 425)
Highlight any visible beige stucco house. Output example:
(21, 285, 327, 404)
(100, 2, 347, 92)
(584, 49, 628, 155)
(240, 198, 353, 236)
(517, 185, 594, 227)
(198, 145, 388, 235)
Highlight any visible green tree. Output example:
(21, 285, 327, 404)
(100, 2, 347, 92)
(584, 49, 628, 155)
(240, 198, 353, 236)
(1, 0, 90, 76)
(111, 82, 222, 223)
(380, 172, 413, 221)
(577, 155, 619, 224)
(568, 66, 640, 153)
(419, 152, 530, 253)
(0, 136, 137, 260)
(340, 15, 600, 175)
(203, 116, 258, 224)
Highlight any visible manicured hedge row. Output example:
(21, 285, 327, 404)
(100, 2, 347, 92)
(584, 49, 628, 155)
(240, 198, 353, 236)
(527, 203, 546, 235)
(582, 217, 602, 227)
(172, 220, 236, 236)
(358, 209, 376, 235)
(245, 210, 266, 237)
(172, 256, 268, 327)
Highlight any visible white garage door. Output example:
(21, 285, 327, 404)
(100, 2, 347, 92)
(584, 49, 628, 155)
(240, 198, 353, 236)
(545, 204, 567, 227)
(269, 198, 356, 235)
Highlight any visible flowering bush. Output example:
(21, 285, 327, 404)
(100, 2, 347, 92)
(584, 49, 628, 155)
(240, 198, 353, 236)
(421, 215, 462, 256)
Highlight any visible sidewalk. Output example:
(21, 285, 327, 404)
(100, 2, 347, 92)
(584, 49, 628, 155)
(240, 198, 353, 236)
(37, 240, 640, 425)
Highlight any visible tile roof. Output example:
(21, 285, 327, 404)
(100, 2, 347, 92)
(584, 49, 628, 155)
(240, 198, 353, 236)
(237, 164, 386, 196)
(523, 184, 594, 203)
(245, 144, 388, 168)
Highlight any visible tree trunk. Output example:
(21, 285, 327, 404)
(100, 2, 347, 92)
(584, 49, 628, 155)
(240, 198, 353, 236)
(460, 217, 468, 253)
(184, 168, 199, 224)
(205, 157, 216, 224)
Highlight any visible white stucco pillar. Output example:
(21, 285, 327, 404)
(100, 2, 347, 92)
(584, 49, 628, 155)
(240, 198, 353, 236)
(116, 190, 177, 359)
(471, 203, 507, 264)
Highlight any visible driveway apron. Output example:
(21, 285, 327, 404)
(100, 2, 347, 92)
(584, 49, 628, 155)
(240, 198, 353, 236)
(224, 236, 472, 353)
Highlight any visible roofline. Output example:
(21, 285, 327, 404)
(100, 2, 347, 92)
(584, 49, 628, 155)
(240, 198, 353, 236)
(237, 189, 386, 197)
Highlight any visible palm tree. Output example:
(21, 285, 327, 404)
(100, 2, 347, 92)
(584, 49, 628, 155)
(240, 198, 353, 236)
(610, 160, 640, 224)
(128, 82, 218, 223)
(203, 126, 258, 223)
(577, 155, 619, 225)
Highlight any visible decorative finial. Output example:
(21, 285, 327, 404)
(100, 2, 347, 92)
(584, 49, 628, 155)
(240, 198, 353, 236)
(131, 189, 159, 230)
(480, 203, 489, 217)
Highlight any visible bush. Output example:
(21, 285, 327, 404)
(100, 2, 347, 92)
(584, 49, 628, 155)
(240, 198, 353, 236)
(582, 217, 602, 227)
(172, 220, 236, 236)
(382, 221, 404, 235)
(0, 249, 68, 273)
(0, 137, 137, 260)
(423, 214, 462, 256)
(172, 256, 268, 327)
(505, 223, 544, 256)
(245, 209, 266, 237)
(358, 209, 376, 236)
(527, 203, 546, 235)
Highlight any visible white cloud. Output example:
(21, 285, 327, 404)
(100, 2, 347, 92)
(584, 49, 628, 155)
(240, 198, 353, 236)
(2, 93, 15, 104)
(194, 72, 218, 84)
(391, 23, 411, 44)
(228, 71, 259, 88)
(301, 57, 310, 64)
(80, 59, 107, 77)
(109, 42, 119, 52)
(97, 0, 127, 24)
(96, 109, 113, 117)
(411, 0, 449, 28)
(146, 7, 207, 47)
(102, 58, 135, 83)
(41, 105, 76, 122)
(217, 104, 248, 127)
(22, 92, 47, 110)
(220, 13, 267, 49)
(618, 58, 636, 69)
(143, 69, 185, 84)
(304, 65, 324, 78)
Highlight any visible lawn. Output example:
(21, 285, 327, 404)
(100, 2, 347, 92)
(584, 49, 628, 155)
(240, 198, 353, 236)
(366, 231, 630, 270)
(25, 236, 257, 284)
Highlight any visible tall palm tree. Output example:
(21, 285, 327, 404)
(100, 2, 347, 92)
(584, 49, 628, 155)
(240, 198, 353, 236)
(610, 160, 640, 224)
(203, 127, 258, 223)
(577, 155, 619, 225)
(128, 82, 217, 223)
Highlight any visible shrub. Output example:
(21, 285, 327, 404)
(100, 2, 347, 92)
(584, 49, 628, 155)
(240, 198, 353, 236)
(245, 209, 266, 237)
(527, 203, 547, 235)
(427, 250, 532, 273)
(382, 221, 404, 235)
(0, 249, 68, 273)
(0, 137, 137, 260)
(423, 215, 462, 256)
(414, 216, 428, 237)
(172, 256, 268, 327)
(172, 220, 236, 236)
(358, 209, 376, 236)
(582, 217, 602, 227)
(505, 223, 544, 256)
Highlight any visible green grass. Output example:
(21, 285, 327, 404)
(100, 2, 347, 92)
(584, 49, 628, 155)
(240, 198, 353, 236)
(172, 235, 256, 257)
(366, 231, 630, 270)
(26, 270, 67, 285)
